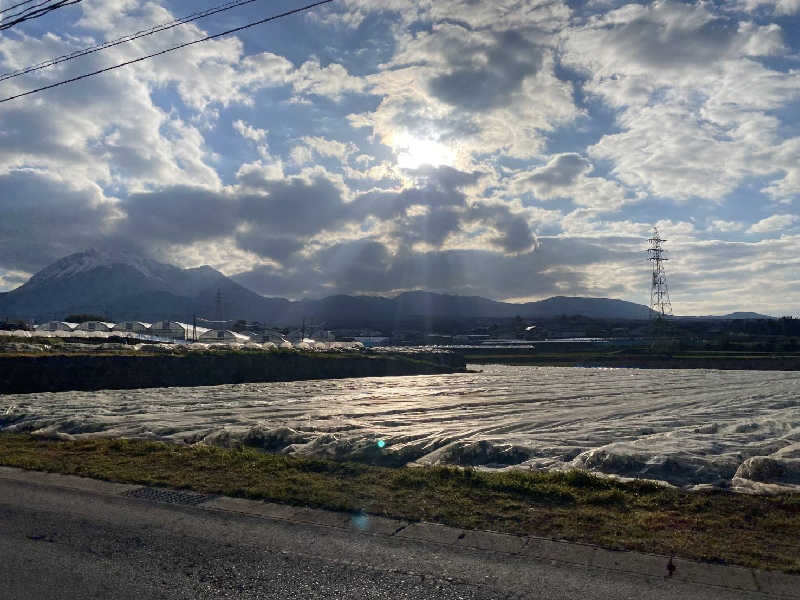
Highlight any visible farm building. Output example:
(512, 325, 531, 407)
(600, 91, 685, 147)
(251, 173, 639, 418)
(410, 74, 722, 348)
(112, 321, 151, 334)
(76, 321, 115, 332)
(35, 321, 78, 332)
(150, 321, 187, 340)
(198, 330, 251, 344)
(286, 328, 335, 343)
(249, 329, 289, 344)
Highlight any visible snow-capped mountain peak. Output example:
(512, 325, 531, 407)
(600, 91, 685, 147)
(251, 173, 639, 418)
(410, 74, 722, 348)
(24, 248, 175, 288)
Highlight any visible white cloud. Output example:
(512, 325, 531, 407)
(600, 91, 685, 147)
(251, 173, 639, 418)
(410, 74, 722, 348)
(301, 136, 358, 161)
(747, 214, 799, 233)
(289, 59, 367, 100)
(510, 153, 633, 211)
(289, 146, 313, 167)
(364, 15, 580, 166)
(323, 0, 573, 33)
(342, 162, 399, 183)
(708, 220, 745, 232)
(776, 0, 800, 14)
(236, 160, 285, 188)
(233, 120, 268, 143)
(737, 0, 800, 15)
(563, 0, 800, 204)
(0, 269, 32, 293)
(0, 7, 300, 195)
(233, 120, 272, 161)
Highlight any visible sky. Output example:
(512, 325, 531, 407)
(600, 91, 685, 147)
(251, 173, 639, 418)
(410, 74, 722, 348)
(0, 0, 798, 315)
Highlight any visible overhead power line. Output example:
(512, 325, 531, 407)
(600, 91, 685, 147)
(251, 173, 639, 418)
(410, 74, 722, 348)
(0, 0, 333, 104)
(0, 0, 83, 31)
(0, 0, 42, 16)
(0, 0, 276, 83)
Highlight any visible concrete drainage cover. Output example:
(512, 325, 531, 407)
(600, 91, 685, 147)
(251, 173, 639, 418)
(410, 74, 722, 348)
(123, 487, 213, 506)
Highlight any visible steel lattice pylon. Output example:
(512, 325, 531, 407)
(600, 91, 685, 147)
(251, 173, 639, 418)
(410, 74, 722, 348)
(215, 288, 224, 322)
(647, 227, 672, 318)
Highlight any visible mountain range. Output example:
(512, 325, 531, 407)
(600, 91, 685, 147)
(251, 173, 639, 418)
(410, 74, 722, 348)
(0, 250, 772, 326)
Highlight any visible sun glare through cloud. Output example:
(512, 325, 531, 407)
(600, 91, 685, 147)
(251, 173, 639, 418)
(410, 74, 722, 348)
(393, 132, 457, 171)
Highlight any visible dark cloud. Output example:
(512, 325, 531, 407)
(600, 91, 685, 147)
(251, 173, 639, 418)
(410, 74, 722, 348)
(349, 166, 534, 253)
(115, 173, 352, 260)
(234, 232, 305, 261)
(232, 236, 628, 300)
(600, 4, 740, 69)
(227, 264, 311, 298)
(392, 184, 466, 210)
(120, 187, 239, 246)
(465, 203, 537, 253)
(403, 208, 463, 247)
(492, 214, 536, 253)
(0, 170, 118, 273)
(350, 189, 409, 220)
(411, 165, 482, 190)
(2, 162, 537, 286)
(316, 239, 393, 291)
(353, 166, 478, 221)
(347, 166, 492, 250)
(525, 153, 592, 191)
(429, 29, 544, 111)
(0, 107, 80, 167)
(239, 174, 350, 236)
(115, 165, 523, 263)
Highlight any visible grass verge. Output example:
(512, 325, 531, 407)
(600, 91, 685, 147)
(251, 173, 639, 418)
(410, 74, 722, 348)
(0, 433, 798, 573)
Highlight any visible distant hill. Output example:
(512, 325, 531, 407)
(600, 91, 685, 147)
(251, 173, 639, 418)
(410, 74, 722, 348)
(518, 296, 654, 319)
(720, 312, 775, 320)
(388, 291, 653, 320)
(0, 249, 769, 326)
(675, 312, 776, 320)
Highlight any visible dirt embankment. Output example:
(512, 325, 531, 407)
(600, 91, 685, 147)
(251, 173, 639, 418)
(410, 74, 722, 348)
(0, 351, 467, 394)
(467, 352, 800, 370)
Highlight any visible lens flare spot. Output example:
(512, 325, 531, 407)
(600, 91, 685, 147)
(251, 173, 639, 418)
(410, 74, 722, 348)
(377, 440, 386, 448)
(351, 513, 369, 531)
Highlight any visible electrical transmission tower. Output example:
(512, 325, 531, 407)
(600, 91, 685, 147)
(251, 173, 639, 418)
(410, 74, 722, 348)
(215, 288, 224, 322)
(647, 227, 672, 318)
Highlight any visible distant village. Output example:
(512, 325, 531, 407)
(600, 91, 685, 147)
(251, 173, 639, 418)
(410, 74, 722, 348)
(0, 312, 653, 349)
(2, 312, 798, 354)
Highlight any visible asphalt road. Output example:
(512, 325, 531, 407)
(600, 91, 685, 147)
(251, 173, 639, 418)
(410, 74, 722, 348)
(0, 475, 791, 600)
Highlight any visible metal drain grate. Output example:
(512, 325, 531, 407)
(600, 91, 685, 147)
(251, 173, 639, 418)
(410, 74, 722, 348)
(123, 487, 213, 506)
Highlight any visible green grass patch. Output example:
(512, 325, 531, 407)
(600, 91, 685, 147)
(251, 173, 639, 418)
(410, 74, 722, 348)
(0, 433, 798, 572)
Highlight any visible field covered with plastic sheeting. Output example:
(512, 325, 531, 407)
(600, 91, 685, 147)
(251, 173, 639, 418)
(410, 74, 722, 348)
(2, 365, 799, 493)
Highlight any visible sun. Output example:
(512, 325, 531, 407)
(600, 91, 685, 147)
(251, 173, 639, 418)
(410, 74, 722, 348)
(393, 132, 456, 170)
